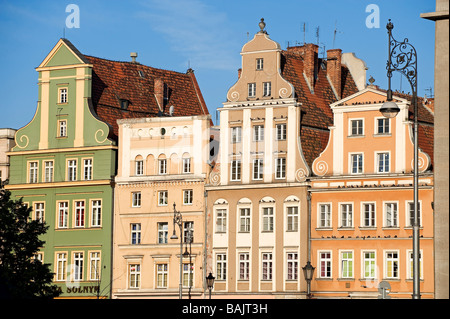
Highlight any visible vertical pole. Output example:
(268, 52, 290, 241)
(413, 88, 420, 299)
(179, 223, 183, 299)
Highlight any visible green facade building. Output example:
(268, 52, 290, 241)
(6, 38, 209, 298)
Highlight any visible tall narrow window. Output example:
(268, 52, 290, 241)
(129, 264, 140, 288)
(59, 88, 68, 103)
(262, 253, 273, 280)
(131, 223, 141, 245)
(351, 154, 363, 174)
(256, 58, 264, 70)
(239, 253, 250, 280)
(73, 252, 84, 281)
(158, 222, 168, 244)
(248, 83, 256, 97)
(377, 153, 390, 173)
(158, 159, 167, 175)
(363, 203, 376, 227)
(263, 82, 271, 97)
(56, 253, 67, 281)
(385, 202, 398, 227)
(157, 264, 168, 288)
(183, 222, 194, 244)
(58, 202, 69, 228)
(182, 157, 191, 173)
(132, 192, 141, 207)
(34, 202, 45, 223)
(287, 253, 298, 280)
(89, 252, 101, 281)
(44, 161, 53, 182)
(75, 200, 85, 227)
(252, 158, 264, 180)
(83, 159, 93, 180)
(275, 158, 286, 179)
(262, 207, 274, 232)
(276, 124, 286, 140)
(253, 125, 264, 141)
(67, 160, 77, 181)
(408, 251, 423, 279)
(59, 120, 67, 137)
(216, 254, 227, 280)
(408, 202, 422, 227)
(29, 161, 38, 184)
(91, 200, 102, 227)
(363, 251, 376, 279)
(231, 160, 241, 181)
(286, 206, 298, 231)
(216, 209, 227, 233)
(319, 252, 332, 278)
(385, 251, 399, 279)
(341, 251, 353, 278)
(231, 127, 242, 143)
(239, 208, 251, 232)
(183, 263, 193, 288)
(341, 204, 353, 227)
(136, 160, 144, 176)
(158, 190, 168, 206)
(319, 204, 331, 228)
(183, 189, 193, 205)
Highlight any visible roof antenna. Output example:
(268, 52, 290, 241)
(333, 21, 343, 48)
(315, 26, 320, 45)
(303, 22, 306, 44)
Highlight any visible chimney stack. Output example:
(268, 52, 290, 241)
(130, 52, 138, 63)
(154, 78, 164, 111)
(303, 43, 319, 91)
(326, 49, 342, 99)
(238, 68, 242, 79)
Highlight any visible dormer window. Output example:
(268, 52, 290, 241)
(248, 83, 256, 97)
(120, 99, 129, 110)
(256, 58, 264, 70)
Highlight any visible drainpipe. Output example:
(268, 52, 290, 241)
(203, 189, 208, 299)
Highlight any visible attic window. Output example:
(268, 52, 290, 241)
(138, 70, 145, 78)
(256, 58, 264, 70)
(120, 99, 129, 110)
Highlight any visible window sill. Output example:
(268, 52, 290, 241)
(316, 227, 333, 231)
(359, 226, 377, 230)
(338, 227, 355, 231)
(373, 133, 391, 137)
(382, 278, 400, 282)
(382, 226, 400, 230)
(347, 135, 365, 138)
(315, 278, 332, 281)
(337, 278, 355, 281)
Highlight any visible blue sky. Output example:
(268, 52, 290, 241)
(0, 0, 435, 129)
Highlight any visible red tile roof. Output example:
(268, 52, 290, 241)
(85, 56, 209, 140)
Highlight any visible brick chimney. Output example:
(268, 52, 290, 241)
(302, 44, 319, 91)
(238, 68, 242, 79)
(326, 49, 342, 99)
(154, 77, 164, 111)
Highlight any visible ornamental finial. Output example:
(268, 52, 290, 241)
(258, 18, 266, 33)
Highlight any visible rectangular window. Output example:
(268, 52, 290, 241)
(262, 207, 274, 232)
(377, 118, 390, 134)
(252, 158, 264, 180)
(158, 190, 168, 206)
(129, 264, 140, 288)
(385, 251, 399, 279)
(377, 153, 390, 173)
(319, 204, 331, 228)
(351, 153, 363, 174)
(75, 200, 85, 228)
(351, 119, 363, 135)
(262, 253, 273, 280)
(91, 200, 102, 227)
(131, 223, 141, 245)
(59, 120, 67, 137)
(263, 82, 271, 97)
(231, 160, 241, 181)
(385, 202, 398, 227)
(83, 159, 93, 180)
(132, 192, 141, 207)
(239, 253, 250, 280)
(182, 157, 191, 173)
(158, 222, 168, 244)
(136, 160, 144, 176)
(56, 253, 67, 281)
(216, 209, 227, 233)
(286, 206, 298, 231)
(408, 202, 422, 227)
(89, 252, 101, 281)
(408, 251, 423, 280)
(44, 161, 53, 182)
(341, 251, 353, 278)
(256, 58, 264, 70)
(183, 221, 194, 244)
(287, 253, 298, 280)
(183, 189, 193, 205)
(216, 253, 227, 280)
(319, 252, 332, 278)
(58, 202, 69, 228)
(158, 159, 167, 175)
(29, 161, 38, 184)
(275, 158, 286, 179)
(59, 88, 68, 104)
(253, 125, 264, 141)
(183, 263, 193, 288)
(363, 203, 376, 227)
(73, 252, 84, 281)
(239, 208, 251, 232)
(157, 264, 168, 288)
(276, 124, 286, 140)
(67, 159, 77, 181)
(341, 204, 353, 227)
(363, 251, 376, 279)
(248, 83, 256, 97)
(34, 202, 45, 223)
(231, 127, 242, 143)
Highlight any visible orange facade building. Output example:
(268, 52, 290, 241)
(310, 87, 434, 298)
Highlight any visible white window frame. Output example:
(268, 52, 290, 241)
(263, 82, 271, 97)
(135, 159, 144, 176)
(248, 83, 256, 97)
(58, 120, 67, 137)
(129, 264, 141, 289)
(286, 252, 298, 280)
(215, 209, 227, 233)
(44, 160, 54, 183)
(239, 252, 250, 280)
(262, 207, 274, 232)
(34, 202, 45, 223)
(83, 158, 93, 180)
(406, 200, 422, 227)
(158, 222, 168, 244)
(376, 151, 390, 173)
(340, 203, 353, 228)
(239, 208, 251, 233)
(349, 118, 364, 136)
(158, 190, 168, 206)
(350, 153, 363, 175)
(67, 159, 77, 181)
(361, 202, 376, 227)
(216, 253, 227, 281)
(286, 206, 299, 232)
(131, 223, 141, 244)
(89, 251, 101, 281)
(375, 117, 390, 135)
(383, 201, 399, 228)
(59, 87, 68, 104)
(158, 159, 167, 175)
(318, 203, 332, 228)
(261, 252, 273, 281)
(56, 252, 67, 282)
(182, 263, 193, 288)
(74, 200, 85, 228)
(318, 251, 332, 278)
(231, 126, 242, 143)
(253, 125, 264, 142)
(29, 161, 38, 184)
(362, 250, 377, 279)
(276, 123, 286, 140)
(132, 192, 141, 207)
(256, 58, 263, 70)
(252, 158, 264, 180)
(73, 252, 84, 281)
(58, 201, 69, 229)
(385, 250, 399, 279)
(407, 249, 423, 280)
(340, 250, 354, 279)
(275, 157, 286, 179)
(182, 157, 191, 174)
(183, 189, 193, 205)
(91, 200, 102, 227)
(230, 159, 241, 181)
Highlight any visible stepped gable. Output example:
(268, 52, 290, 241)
(280, 46, 359, 167)
(85, 55, 209, 139)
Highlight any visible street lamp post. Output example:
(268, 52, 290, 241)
(183, 224, 193, 299)
(380, 19, 420, 299)
(170, 203, 184, 299)
(206, 272, 215, 299)
(302, 191, 315, 299)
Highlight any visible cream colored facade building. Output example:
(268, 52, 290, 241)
(112, 115, 211, 298)
(0, 128, 16, 185)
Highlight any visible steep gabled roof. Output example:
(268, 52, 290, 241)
(84, 56, 209, 140)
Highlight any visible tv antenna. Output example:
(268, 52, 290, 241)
(333, 21, 343, 48)
(315, 26, 320, 45)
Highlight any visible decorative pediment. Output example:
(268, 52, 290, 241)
(37, 38, 90, 69)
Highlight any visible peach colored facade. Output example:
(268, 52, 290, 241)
(310, 87, 434, 298)
(112, 115, 211, 298)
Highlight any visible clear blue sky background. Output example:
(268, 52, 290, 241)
(0, 0, 435, 129)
